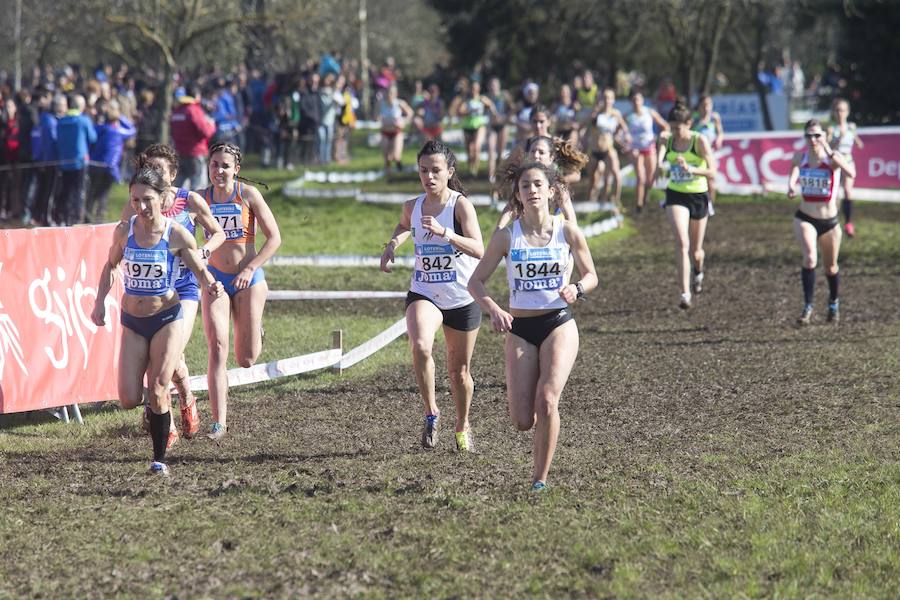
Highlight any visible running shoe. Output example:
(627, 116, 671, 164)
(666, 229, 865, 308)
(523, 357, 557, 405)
(827, 301, 840, 323)
(141, 404, 151, 434)
(455, 430, 474, 453)
(797, 304, 814, 326)
(207, 422, 227, 441)
(531, 481, 547, 491)
(844, 222, 855, 238)
(167, 429, 179, 451)
(421, 413, 440, 449)
(692, 272, 704, 294)
(149, 461, 170, 476)
(180, 394, 200, 439)
(679, 293, 692, 310)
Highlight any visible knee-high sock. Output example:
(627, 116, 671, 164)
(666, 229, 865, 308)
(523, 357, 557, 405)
(826, 273, 839, 303)
(842, 198, 853, 223)
(150, 410, 171, 462)
(801, 268, 816, 306)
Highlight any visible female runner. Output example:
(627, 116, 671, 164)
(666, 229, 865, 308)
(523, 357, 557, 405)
(378, 85, 414, 180)
(486, 77, 513, 186)
(529, 104, 552, 139)
(788, 119, 856, 324)
(380, 140, 484, 451)
(496, 135, 587, 229)
(651, 101, 717, 309)
(691, 95, 724, 203)
(626, 90, 668, 213)
(588, 87, 630, 212)
(202, 142, 282, 439)
(514, 83, 540, 144)
(468, 161, 597, 489)
(454, 80, 496, 177)
(121, 144, 226, 446)
(552, 83, 579, 146)
(828, 99, 864, 237)
(92, 167, 223, 475)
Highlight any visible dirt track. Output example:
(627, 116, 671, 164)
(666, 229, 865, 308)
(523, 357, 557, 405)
(1, 199, 897, 598)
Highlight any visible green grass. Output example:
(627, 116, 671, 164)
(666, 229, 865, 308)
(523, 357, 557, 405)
(3, 144, 899, 599)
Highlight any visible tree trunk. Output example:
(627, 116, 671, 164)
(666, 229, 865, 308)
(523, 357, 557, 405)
(752, 7, 773, 130)
(359, 0, 370, 120)
(700, 0, 731, 96)
(159, 63, 176, 144)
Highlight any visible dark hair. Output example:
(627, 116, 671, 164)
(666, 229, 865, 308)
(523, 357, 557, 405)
(135, 143, 179, 173)
(804, 118, 823, 130)
(529, 104, 549, 122)
(501, 159, 561, 216)
(417, 139, 466, 195)
(667, 101, 692, 124)
(629, 89, 644, 100)
(129, 166, 169, 195)
(208, 142, 270, 190)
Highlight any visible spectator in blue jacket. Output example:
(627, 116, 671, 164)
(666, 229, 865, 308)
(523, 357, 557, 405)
(86, 100, 136, 222)
(55, 93, 97, 225)
(33, 93, 65, 226)
(212, 81, 241, 144)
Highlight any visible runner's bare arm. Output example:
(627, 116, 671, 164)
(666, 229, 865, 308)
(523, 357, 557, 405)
(381, 199, 415, 272)
(91, 222, 128, 326)
(467, 228, 513, 332)
(187, 190, 225, 255)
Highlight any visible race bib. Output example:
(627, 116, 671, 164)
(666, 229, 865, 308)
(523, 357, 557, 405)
(123, 247, 168, 292)
(669, 164, 694, 183)
(209, 203, 245, 240)
(799, 168, 832, 199)
(509, 247, 564, 292)
(414, 242, 457, 283)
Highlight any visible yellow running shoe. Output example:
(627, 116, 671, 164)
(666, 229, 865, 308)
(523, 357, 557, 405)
(455, 430, 474, 452)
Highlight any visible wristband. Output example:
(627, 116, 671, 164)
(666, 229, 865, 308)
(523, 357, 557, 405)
(575, 282, 585, 299)
(200, 246, 211, 260)
(441, 227, 453, 242)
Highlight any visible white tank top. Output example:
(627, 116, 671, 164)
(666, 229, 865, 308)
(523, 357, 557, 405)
(628, 110, 655, 150)
(595, 112, 618, 135)
(507, 216, 570, 311)
(410, 192, 478, 309)
(832, 125, 856, 156)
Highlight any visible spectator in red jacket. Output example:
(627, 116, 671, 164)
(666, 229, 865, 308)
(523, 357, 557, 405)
(170, 84, 216, 189)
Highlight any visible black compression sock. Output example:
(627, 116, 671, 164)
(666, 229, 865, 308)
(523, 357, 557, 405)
(801, 268, 816, 306)
(826, 272, 840, 303)
(149, 410, 171, 462)
(842, 198, 853, 224)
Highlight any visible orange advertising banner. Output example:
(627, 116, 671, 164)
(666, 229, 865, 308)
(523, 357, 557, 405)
(0, 224, 123, 413)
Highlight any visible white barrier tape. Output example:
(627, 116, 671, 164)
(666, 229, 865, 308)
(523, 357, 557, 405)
(340, 317, 408, 370)
(300, 170, 385, 183)
(268, 290, 406, 300)
(581, 215, 624, 239)
(269, 255, 415, 268)
(572, 201, 618, 213)
(187, 348, 343, 392)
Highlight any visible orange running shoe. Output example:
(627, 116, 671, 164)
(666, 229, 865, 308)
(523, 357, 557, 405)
(180, 394, 200, 439)
(166, 428, 179, 451)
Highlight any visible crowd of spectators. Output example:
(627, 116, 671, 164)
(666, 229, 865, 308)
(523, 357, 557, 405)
(0, 54, 380, 226)
(0, 50, 860, 227)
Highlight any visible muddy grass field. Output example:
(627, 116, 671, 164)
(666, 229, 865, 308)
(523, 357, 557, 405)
(1, 197, 898, 598)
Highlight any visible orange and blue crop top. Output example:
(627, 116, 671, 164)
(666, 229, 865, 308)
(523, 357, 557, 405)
(204, 182, 256, 243)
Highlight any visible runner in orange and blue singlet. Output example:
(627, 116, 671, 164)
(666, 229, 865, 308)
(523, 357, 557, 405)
(201, 142, 282, 440)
